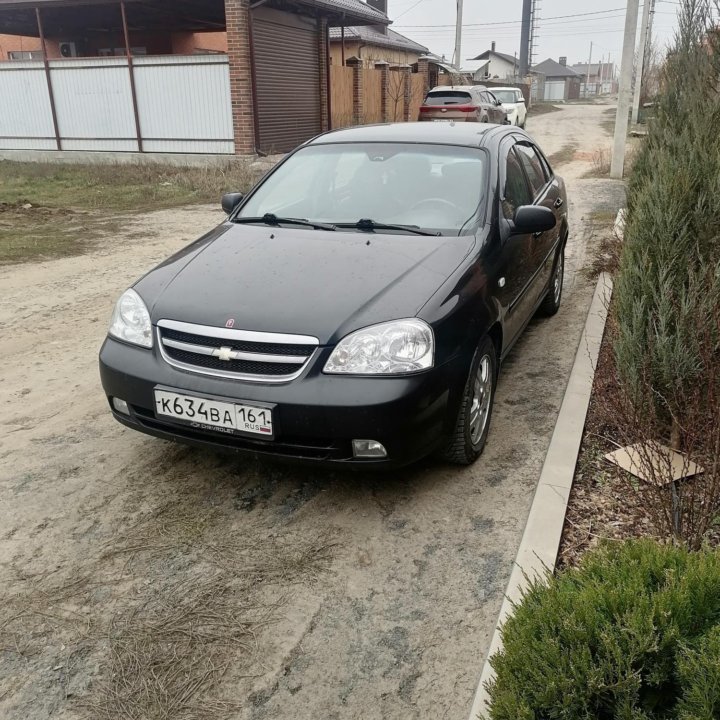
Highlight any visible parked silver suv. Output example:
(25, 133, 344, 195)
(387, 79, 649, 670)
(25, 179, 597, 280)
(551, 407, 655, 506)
(419, 85, 508, 124)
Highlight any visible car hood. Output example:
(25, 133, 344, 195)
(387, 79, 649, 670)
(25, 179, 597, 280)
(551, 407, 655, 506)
(141, 223, 475, 345)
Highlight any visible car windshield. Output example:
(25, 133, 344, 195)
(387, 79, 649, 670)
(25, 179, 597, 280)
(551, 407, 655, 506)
(492, 90, 518, 103)
(237, 143, 487, 235)
(423, 91, 473, 106)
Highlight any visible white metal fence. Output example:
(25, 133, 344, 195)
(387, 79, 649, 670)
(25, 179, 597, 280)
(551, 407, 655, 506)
(0, 54, 234, 154)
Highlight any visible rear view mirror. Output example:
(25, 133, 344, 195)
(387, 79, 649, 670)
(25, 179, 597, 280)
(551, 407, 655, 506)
(221, 192, 243, 215)
(513, 205, 557, 234)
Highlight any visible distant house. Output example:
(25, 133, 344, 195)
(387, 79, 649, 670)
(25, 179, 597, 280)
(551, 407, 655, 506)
(463, 42, 519, 82)
(571, 61, 617, 95)
(329, 24, 428, 67)
(531, 57, 582, 101)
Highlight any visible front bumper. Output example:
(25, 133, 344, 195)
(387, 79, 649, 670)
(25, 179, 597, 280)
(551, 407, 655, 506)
(99, 336, 469, 467)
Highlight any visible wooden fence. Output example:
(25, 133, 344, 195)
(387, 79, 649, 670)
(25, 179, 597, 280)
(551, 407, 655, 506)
(330, 64, 430, 129)
(364, 68, 383, 124)
(330, 65, 353, 129)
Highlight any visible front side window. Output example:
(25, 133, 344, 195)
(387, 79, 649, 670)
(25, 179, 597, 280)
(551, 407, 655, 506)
(515, 143, 549, 197)
(503, 149, 532, 219)
(238, 143, 488, 235)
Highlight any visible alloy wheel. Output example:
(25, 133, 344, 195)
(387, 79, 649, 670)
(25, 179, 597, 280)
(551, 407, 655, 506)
(553, 252, 564, 305)
(469, 354, 493, 444)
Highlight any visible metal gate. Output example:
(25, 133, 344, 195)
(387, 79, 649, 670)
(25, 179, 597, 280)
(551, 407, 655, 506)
(252, 8, 321, 154)
(544, 80, 566, 102)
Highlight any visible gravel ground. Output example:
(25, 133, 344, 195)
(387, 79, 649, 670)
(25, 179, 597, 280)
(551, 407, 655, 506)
(0, 103, 626, 720)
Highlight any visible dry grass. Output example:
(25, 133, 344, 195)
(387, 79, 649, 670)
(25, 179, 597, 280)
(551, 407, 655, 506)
(0, 159, 265, 213)
(0, 159, 266, 264)
(528, 103, 562, 116)
(0, 492, 336, 720)
(546, 143, 577, 169)
(583, 210, 624, 278)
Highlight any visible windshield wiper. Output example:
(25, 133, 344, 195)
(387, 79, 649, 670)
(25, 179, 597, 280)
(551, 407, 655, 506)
(335, 219, 440, 237)
(233, 213, 336, 231)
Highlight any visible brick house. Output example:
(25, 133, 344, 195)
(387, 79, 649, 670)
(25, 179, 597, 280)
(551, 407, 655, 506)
(328, 0, 427, 68)
(0, 0, 389, 155)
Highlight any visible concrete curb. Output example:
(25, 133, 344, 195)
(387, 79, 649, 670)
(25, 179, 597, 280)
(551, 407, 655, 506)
(467, 271, 614, 720)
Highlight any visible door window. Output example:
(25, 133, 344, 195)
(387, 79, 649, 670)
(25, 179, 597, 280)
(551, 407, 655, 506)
(503, 149, 532, 219)
(515, 143, 549, 197)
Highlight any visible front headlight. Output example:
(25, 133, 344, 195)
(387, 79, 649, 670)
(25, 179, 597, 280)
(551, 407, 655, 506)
(324, 319, 434, 375)
(108, 288, 153, 348)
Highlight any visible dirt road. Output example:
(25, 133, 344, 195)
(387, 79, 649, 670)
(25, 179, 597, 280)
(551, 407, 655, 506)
(0, 103, 625, 720)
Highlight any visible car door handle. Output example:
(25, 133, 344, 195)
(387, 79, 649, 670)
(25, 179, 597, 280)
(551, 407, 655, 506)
(554, 198, 564, 209)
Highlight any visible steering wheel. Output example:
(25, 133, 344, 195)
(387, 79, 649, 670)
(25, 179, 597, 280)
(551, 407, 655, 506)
(408, 197, 462, 214)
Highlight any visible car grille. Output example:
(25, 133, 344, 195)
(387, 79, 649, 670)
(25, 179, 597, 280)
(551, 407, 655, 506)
(157, 319, 318, 382)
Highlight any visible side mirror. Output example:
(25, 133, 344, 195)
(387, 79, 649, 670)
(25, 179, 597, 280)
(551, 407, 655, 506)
(513, 205, 557, 234)
(221, 192, 243, 215)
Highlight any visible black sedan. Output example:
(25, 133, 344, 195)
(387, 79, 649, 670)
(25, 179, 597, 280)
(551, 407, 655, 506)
(100, 122, 568, 467)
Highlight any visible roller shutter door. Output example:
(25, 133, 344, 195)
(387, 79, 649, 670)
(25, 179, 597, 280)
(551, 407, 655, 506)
(252, 9, 321, 153)
(544, 80, 566, 101)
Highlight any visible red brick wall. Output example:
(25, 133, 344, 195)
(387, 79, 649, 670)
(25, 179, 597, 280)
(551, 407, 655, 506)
(0, 34, 42, 61)
(318, 18, 329, 131)
(171, 31, 228, 55)
(224, 0, 256, 154)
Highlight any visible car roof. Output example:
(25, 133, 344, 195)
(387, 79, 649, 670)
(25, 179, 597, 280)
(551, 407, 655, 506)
(490, 86, 520, 92)
(309, 121, 518, 148)
(427, 85, 477, 93)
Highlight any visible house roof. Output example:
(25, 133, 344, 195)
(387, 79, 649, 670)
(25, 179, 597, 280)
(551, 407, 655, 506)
(531, 58, 581, 78)
(308, 0, 389, 25)
(329, 25, 428, 54)
(570, 62, 614, 76)
(462, 59, 489, 76)
(470, 49, 519, 67)
(0, 0, 388, 36)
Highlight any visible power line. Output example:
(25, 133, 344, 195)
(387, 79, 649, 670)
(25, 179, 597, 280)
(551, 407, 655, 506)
(394, 0, 431, 20)
(393, 6, 631, 28)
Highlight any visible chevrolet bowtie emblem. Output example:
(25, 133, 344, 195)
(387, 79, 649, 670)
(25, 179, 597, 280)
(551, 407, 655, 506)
(214, 346, 234, 362)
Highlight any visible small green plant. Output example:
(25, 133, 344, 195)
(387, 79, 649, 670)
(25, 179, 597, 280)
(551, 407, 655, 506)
(487, 540, 720, 719)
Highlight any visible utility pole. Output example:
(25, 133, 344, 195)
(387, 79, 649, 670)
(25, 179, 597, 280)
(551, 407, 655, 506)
(632, 0, 654, 123)
(599, 53, 605, 92)
(610, 0, 641, 179)
(585, 41, 593, 98)
(519, 0, 532, 77)
(454, 0, 464, 70)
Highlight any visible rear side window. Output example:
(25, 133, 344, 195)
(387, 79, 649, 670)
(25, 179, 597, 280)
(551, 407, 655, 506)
(515, 143, 549, 196)
(503, 149, 532, 219)
(424, 91, 473, 106)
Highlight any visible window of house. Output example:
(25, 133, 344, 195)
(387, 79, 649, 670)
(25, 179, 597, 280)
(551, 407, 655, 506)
(515, 143, 549, 197)
(8, 50, 42, 60)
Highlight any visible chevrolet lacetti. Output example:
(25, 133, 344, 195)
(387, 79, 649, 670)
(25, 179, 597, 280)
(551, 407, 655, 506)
(100, 122, 568, 467)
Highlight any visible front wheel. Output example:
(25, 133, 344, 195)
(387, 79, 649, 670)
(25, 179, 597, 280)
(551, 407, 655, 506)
(442, 336, 497, 465)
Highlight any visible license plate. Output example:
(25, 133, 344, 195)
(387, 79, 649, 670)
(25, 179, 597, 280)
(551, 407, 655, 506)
(432, 118, 452, 122)
(154, 389, 274, 438)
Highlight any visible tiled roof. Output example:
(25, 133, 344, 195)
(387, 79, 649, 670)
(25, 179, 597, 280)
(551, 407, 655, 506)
(531, 58, 581, 78)
(329, 25, 428, 54)
(308, 0, 389, 24)
(470, 49, 519, 67)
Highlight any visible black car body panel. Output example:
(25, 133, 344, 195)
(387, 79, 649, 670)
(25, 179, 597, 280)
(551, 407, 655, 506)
(142, 225, 477, 346)
(100, 123, 569, 467)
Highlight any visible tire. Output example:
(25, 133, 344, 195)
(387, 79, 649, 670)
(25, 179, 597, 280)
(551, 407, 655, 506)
(538, 246, 565, 317)
(442, 336, 498, 465)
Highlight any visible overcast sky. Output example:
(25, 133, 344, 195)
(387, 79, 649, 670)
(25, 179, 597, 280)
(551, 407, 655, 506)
(388, 0, 682, 71)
